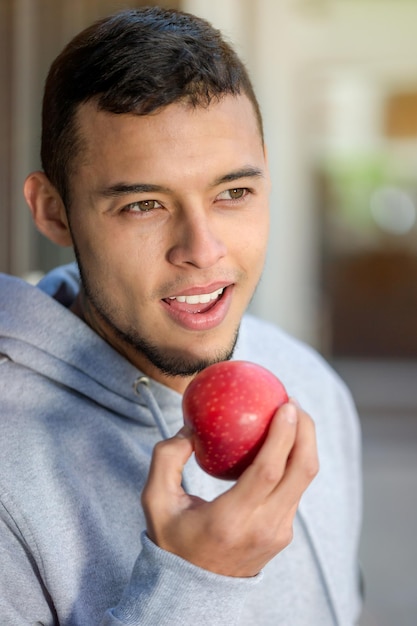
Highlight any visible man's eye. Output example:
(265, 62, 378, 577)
(124, 199, 161, 212)
(217, 188, 248, 201)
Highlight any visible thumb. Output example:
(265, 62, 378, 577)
(175, 424, 194, 442)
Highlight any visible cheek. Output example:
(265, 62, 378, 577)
(70, 223, 127, 298)
(235, 212, 269, 266)
(78, 229, 165, 306)
(72, 215, 146, 267)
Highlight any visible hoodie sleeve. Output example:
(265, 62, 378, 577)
(101, 533, 261, 626)
(0, 501, 259, 626)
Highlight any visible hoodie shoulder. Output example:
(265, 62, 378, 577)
(237, 314, 344, 392)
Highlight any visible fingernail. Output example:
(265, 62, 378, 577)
(283, 402, 298, 424)
(289, 397, 301, 408)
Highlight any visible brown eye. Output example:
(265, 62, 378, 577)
(216, 188, 248, 202)
(124, 199, 162, 212)
(228, 188, 245, 199)
(136, 200, 157, 211)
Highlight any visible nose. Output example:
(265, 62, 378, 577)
(167, 210, 227, 269)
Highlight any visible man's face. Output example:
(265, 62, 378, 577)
(67, 94, 270, 392)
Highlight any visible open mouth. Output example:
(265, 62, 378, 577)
(161, 284, 233, 331)
(163, 287, 226, 314)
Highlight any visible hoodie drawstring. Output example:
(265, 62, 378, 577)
(134, 376, 172, 440)
(134, 376, 192, 494)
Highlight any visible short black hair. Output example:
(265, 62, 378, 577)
(41, 7, 263, 209)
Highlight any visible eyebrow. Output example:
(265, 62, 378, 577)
(97, 166, 265, 198)
(212, 166, 265, 187)
(97, 183, 170, 198)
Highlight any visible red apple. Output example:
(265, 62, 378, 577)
(182, 360, 288, 480)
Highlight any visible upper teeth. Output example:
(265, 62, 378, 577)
(168, 288, 224, 304)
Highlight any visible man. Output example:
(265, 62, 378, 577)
(0, 7, 362, 625)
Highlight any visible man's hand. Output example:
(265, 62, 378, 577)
(141, 400, 318, 578)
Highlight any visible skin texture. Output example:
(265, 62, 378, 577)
(25, 95, 270, 393)
(24, 93, 319, 577)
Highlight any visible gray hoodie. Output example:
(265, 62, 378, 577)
(0, 264, 362, 625)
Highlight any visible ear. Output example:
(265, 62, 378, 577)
(24, 171, 73, 247)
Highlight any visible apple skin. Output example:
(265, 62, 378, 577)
(182, 360, 288, 481)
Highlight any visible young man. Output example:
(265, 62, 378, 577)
(0, 7, 362, 625)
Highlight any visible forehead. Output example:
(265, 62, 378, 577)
(73, 95, 265, 184)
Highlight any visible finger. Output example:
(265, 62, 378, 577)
(272, 406, 319, 508)
(227, 400, 299, 508)
(142, 426, 194, 506)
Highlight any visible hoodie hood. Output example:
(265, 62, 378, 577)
(0, 264, 182, 429)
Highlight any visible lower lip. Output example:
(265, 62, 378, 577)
(161, 286, 233, 331)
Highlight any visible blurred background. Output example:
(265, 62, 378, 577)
(1, 0, 416, 623)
